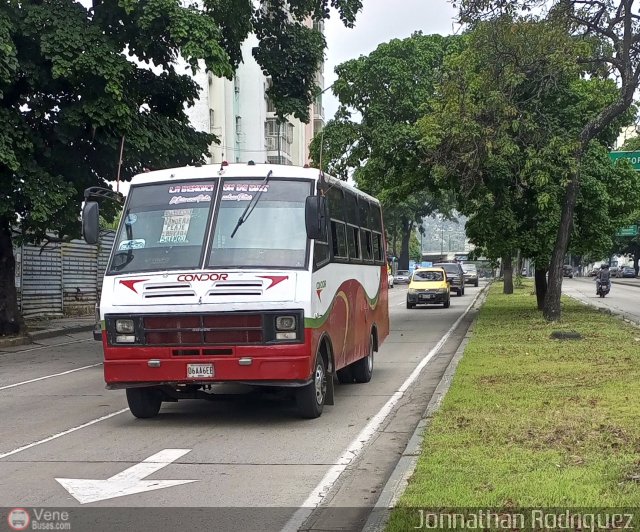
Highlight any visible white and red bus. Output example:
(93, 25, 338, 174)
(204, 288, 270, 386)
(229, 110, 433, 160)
(82, 163, 389, 418)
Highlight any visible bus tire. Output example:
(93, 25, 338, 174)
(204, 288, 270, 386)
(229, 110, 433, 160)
(296, 354, 327, 419)
(336, 366, 354, 384)
(352, 333, 374, 383)
(126, 387, 162, 419)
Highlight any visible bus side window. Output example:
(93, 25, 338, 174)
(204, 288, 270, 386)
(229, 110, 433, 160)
(370, 204, 384, 264)
(372, 232, 383, 262)
(345, 191, 361, 262)
(347, 225, 361, 260)
(331, 220, 348, 259)
(361, 229, 373, 261)
(314, 240, 330, 270)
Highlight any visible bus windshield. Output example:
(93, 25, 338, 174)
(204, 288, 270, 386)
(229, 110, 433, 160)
(208, 179, 311, 269)
(108, 180, 217, 274)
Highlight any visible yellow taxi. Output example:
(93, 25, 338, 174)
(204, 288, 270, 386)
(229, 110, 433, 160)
(406, 267, 451, 309)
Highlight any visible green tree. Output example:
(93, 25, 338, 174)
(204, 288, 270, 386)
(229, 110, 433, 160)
(309, 32, 459, 269)
(0, 0, 362, 334)
(420, 16, 639, 303)
(457, 1, 640, 320)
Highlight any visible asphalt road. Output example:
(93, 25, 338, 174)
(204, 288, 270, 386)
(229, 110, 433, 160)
(563, 277, 640, 323)
(0, 283, 485, 532)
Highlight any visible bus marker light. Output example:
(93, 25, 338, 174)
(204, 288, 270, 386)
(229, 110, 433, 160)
(276, 332, 297, 340)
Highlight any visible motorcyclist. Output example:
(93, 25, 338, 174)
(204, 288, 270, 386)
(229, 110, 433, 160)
(596, 264, 610, 294)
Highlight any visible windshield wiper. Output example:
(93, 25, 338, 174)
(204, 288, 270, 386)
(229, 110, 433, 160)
(230, 170, 273, 238)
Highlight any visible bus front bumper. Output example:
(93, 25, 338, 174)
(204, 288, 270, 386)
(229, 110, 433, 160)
(102, 342, 314, 387)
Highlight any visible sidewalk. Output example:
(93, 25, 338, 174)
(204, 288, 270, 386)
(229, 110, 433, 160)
(0, 315, 95, 348)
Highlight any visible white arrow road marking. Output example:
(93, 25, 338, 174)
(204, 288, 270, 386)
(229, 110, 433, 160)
(56, 449, 197, 504)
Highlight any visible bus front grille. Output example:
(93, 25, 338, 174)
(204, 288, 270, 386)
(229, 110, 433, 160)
(142, 313, 264, 346)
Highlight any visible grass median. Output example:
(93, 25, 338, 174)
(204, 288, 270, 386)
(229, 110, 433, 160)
(387, 281, 640, 530)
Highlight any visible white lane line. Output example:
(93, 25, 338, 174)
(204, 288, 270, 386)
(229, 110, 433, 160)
(0, 409, 130, 460)
(0, 364, 102, 391)
(282, 287, 486, 532)
(0, 338, 92, 354)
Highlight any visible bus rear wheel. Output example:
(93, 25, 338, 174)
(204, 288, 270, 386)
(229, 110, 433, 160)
(352, 333, 374, 383)
(126, 387, 163, 419)
(336, 366, 354, 384)
(296, 354, 327, 419)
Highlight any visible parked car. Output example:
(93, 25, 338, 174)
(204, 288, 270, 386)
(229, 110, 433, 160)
(406, 267, 451, 309)
(462, 264, 479, 287)
(388, 272, 394, 288)
(621, 266, 636, 278)
(394, 270, 411, 284)
(433, 262, 465, 296)
(562, 265, 574, 278)
(609, 266, 620, 277)
(588, 268, 599, 277)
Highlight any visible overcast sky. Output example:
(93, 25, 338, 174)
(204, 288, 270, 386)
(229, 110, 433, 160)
(322, 0, 459, 120)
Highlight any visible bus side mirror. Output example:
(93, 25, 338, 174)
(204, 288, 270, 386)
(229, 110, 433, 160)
(305, 195, 327, 241)
(82, 201, 100, 245)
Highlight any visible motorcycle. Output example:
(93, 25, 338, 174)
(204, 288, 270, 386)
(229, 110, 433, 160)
(596, 279, 610, 298)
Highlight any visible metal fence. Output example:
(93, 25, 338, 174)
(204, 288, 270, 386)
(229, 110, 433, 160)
(14, 231, 115, 318)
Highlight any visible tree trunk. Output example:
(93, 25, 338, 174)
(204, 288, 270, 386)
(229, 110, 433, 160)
(0, 220, 22, 335)
(634, 252, 639, 277)
(398, 218, 413, 270)
(502, 254, 513, 294)
(534, 267, 548, 311)
(543, 171, 580, 321)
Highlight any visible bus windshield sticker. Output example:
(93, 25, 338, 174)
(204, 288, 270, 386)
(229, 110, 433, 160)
(158, 209, 193, 244)
(119, 239, 146, 251)
(221, 182, 270, 201)
(167, 183, 215, 206)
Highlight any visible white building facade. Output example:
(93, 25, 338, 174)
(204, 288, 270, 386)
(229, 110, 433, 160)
(184, 20, 325, 167)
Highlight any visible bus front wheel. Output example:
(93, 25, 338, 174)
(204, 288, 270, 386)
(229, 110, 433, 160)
(296, 355, 327, 419)
(126, 387, 163, 419)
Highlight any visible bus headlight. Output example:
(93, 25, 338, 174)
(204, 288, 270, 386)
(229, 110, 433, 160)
(116, 319, 135, 334)
(276, 316, 296, 331)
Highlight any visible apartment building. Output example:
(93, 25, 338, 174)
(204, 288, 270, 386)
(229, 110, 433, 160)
(184, 20, 325, 167)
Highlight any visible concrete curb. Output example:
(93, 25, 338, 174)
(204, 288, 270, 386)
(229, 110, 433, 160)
(362, 284, 491, 532)
(0, 323, 94, 348)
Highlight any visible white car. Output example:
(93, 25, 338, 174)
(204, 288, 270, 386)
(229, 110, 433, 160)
(388, 273, 394, 288)
(394, 270, 411, 284)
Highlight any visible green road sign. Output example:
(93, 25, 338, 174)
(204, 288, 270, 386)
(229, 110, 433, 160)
(610, 151, 640, 170)
(617, 225, 638, 237)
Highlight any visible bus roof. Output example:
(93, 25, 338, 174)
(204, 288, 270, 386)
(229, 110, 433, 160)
(120, 163, 380, 204)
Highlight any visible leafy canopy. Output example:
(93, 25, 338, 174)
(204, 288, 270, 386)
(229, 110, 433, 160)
(0, 0, 362, 243)
(420, 16, 640, 267)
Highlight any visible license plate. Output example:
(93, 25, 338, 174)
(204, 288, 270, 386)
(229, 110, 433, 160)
(187, 364, 214, 378)
(420, 294, 434, 299)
